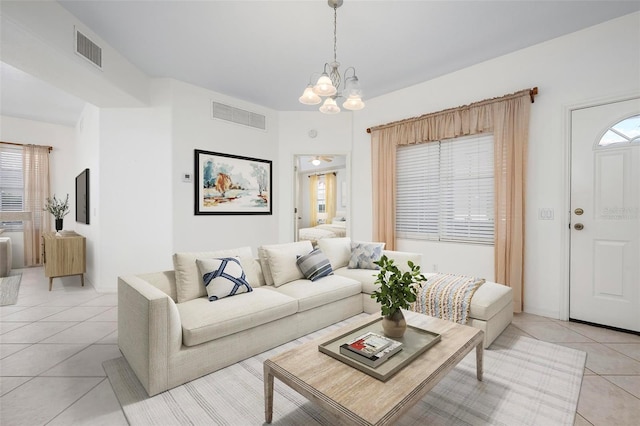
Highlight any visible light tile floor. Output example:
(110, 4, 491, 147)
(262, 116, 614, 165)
(1, 267, 126, 425)
(1, 267, 639, 425)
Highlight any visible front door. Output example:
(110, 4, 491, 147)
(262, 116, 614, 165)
(570, 98, 640, 332)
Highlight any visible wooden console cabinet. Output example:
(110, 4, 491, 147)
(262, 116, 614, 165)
(42, 232, 86, 291)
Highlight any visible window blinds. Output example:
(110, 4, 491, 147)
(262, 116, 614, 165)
(0, 145, 24, 230)
(396, 134, 494, 244)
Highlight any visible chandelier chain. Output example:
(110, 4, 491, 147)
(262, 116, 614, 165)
(333, 5, 337, 63)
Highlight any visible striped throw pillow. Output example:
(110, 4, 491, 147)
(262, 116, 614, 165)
(296, 248, 333, 282)
(196, 257, 253, 301)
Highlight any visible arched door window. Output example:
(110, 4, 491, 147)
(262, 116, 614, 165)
(597, 114, 640, 148)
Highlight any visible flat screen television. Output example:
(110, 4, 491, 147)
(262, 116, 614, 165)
(76, 168, 90, 224)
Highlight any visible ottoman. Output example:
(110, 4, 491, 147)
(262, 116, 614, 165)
(360, 276, 513, 349)
(0, 237, 12, 277)
(465, 281, 513, 348)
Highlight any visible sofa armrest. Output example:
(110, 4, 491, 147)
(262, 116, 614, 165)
(382, 250, 423, 272)
(118, 275, 182, 396)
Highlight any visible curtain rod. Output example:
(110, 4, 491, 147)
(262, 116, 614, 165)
(307, 172, 337, 177)
(1, 141, 53, 152)
(365, 87, 538, 134)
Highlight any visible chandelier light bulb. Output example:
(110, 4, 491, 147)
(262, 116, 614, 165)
(343, 94, 365, 111)
(313, 74, 337, 97)
(298, 85, 321, 105)
(319, 97, 340, 114)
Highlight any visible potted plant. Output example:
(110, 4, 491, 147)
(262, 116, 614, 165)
(371, 255, 427, 338)
(44, 194, 70, 231)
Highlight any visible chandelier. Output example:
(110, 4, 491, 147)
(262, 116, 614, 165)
(298, 0, 364, 114)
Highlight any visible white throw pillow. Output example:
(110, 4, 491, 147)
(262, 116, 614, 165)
(348, 241, 386, 270)
(173, 247, 256, 303)
(316, 237, 351, 269)
(196, 257, 252, 301)
(261, 241, 313, 287)
(258, 246, 274, 286)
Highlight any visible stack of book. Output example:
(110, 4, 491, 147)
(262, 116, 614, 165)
(339, 332, 403, 368)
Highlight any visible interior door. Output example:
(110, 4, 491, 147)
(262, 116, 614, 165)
(570, 98, 640, 332)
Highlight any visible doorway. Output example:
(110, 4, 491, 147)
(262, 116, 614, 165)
(569, 97, 640, 332)
(294, 154, 349, 243)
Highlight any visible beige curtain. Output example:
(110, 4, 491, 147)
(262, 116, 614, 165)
(370, 88, 532, 312)
(309, 174, 318, 226)
(325, 173, 337, 222)
(23, 145, 50, 266)
(371, 128, 398, 249)
(493, 96, 530, 313)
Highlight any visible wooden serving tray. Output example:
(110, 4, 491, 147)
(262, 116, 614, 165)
(318, 317, 441, 381)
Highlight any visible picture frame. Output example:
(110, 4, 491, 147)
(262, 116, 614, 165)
(194, 150, 272, 215)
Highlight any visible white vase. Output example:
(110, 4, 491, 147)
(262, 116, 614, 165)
(381, 309, 407, 338)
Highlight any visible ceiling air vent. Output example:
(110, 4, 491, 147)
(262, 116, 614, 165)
(75, 27, 102, 69)
(212, 101, 266, 130)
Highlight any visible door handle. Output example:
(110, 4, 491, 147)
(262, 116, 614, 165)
(574, 223, 584, 230)
(574, 208, 584, 215)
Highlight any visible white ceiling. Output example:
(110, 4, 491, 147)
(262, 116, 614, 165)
(297, 154, 347, 173)
(2, 1, 639, 127)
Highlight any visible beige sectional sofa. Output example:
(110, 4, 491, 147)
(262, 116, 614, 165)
(118, 238, 512, 396)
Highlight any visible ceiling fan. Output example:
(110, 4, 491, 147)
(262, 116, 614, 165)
(309, 156, 333, 166)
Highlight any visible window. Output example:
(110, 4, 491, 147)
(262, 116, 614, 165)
(396, 134, 494, 244)
(317, 176, 326, 213)
(597, 114, 640, 147)
(0, 145, 24, 230)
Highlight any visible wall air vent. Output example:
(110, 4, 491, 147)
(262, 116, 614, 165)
(212, 101, 266, 130)
(75, 27, 102, 69)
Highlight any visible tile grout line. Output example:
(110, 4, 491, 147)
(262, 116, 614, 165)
(42, 377, 108, 426)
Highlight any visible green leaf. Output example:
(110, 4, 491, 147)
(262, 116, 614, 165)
(370, 254, 425, 316)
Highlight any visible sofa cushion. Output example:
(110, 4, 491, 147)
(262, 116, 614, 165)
(296, 248, 333, 281)
(316, 237, 351, 269)
(177, 288, 298, 346)
(467, 281, 513, 320)
(196, 257, 253, 301)
(334, 267, 379, 294)
(173, 247, 262, 303)
(261, 241, 313, 287)
(269, 275, 362, 312)
(0, 237, 12, 278)
(348, 241, 385, 269)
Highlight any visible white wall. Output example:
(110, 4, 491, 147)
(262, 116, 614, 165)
(0, 115, 76, 269)
(169, 80, 280, 255)
(96, 80, 174, 291)
(74, 104, 100, 288)
(351, 12, 640, 319)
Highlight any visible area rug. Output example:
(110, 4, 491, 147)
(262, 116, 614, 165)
(104, 319, 586, 426)
(0, 272, 22, 306)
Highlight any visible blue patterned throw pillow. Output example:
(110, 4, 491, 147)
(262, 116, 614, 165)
(296, 248, 333, 281)
(196, 257, 252, 301)
(348, 241, 385, 269)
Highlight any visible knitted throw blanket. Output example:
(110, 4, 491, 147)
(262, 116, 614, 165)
(410, 274, 485, 325)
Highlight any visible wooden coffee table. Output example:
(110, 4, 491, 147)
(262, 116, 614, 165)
(264, 310, 484, 425)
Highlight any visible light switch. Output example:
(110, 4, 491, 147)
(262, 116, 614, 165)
(538, 208, 554, 220)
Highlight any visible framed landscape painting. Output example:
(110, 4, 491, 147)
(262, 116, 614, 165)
(194, 150, 272, 215)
